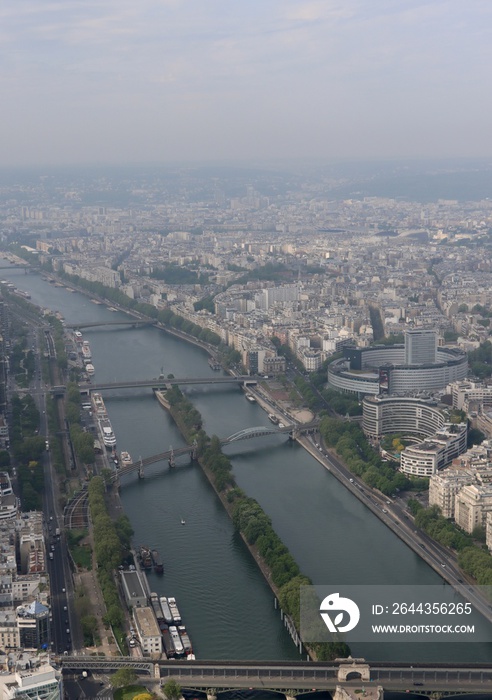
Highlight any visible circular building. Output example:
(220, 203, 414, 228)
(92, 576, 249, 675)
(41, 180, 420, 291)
(328, 330, 467, 397)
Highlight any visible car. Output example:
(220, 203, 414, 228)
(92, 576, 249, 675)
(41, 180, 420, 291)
(63, 606, 67, 611)
(382, 509, 388, 513)
(413, 682, 423, 686)
(441, 563, 446, 568)
(349, 478, 354, 483)
(62, 587, 65, 593)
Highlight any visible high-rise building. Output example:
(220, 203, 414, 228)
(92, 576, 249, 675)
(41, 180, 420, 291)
(16, 601, 50, 650)
(404, 329, 437, 365)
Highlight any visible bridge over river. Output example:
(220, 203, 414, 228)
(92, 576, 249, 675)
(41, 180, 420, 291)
(116, 421, 319, 479)
(75, 375, 260, 394)
(65, 320, 153, 329)
(60, 657, 492, 695)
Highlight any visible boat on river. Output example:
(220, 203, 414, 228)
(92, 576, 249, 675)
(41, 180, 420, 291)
(138, 545, 152, 570)
(159, 597, 174, 624)
(168, 597, 181, 624)
(151, 549, 164, 574)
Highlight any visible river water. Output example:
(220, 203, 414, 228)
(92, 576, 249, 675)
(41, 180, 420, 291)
(3, 267, 492, 664)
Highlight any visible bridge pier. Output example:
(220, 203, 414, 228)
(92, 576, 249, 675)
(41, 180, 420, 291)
(138, 457, 144, 479)
(169, 447, 175, 468)
(191, 439, 198, 461)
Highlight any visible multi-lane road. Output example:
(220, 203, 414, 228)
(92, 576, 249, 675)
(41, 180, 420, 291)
(8, 319, 79, 654)
(300, 432, 492, 628)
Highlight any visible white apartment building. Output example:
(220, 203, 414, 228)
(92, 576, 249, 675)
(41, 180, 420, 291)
(399, 423, 467, 477)
(450, 380, 492, 411)
(0, 611, 20, 650)
(133, 606, 162, 657)
(429, 469, 474, 518)
(454, 484, 492, 533)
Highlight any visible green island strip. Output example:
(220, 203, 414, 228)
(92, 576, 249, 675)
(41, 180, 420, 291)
(88, 476, 134, 652)
(163, 384, 350, 661)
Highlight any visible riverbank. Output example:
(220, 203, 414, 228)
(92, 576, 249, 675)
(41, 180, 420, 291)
(159, 384, 349, 661)
(56, 270, 482, 618)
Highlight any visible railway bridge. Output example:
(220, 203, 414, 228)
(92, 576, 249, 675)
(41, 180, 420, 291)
(59, 657, 492, 695)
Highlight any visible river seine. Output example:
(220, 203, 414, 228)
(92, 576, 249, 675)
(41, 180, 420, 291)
(3, 267, 492, 665)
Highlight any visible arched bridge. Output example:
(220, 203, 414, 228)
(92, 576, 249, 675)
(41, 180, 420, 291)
(115, 421, 319, 480)
(227, 426, 289, 441)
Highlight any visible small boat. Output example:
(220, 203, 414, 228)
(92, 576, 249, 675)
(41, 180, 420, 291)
(181, 518, 186, 525)
(139, 545, 152, 570)
(151, 549, 164, 574)
(120, 451, 132, 467)
(245, 394, 256, 403)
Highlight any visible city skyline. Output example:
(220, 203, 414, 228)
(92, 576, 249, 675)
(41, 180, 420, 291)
(1, 0, 492, 167)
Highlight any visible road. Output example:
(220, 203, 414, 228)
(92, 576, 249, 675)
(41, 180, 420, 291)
(7, 314, 81, 655)
(299, 433, 492, 628)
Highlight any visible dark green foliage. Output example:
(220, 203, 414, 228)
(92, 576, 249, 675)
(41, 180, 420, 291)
(468, 428, 485, 448)
(369, 306, 385, 340)
(166, 386, 203, 436)
(444, 330, 459, 342)
(88, 477, 130, 646)
(110, 668, 138, 689)
(163, 679, 182, 700)
(469, 341, 492, 379)
(157, 308, 220, 345)
(218, 344, 242, 369)
(81, 615, 98, 646)
(322, 387, 362, 416)
(231, 262, 292, 286)
(194, 295, 215, 313)
(373, 333, 404, 345)
(320, 416, 415, 496)
(414, 505, 472, 551)
(150, 264, 209, 285)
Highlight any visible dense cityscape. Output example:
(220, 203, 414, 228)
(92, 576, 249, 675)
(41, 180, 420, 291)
(0, 163, 490, 697)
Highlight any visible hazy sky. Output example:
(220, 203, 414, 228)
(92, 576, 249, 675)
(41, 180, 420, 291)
(2, 0, 491, 166)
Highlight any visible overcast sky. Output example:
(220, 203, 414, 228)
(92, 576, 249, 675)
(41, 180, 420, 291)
(1, 0, 491, 167)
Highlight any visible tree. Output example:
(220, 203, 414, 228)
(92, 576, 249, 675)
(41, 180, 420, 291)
(110, 668, 137, 689)
(80, 615, 98, 646)
(163, 678, 182, 700)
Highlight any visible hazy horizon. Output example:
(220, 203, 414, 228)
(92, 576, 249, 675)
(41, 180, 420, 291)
(2, 1, 491, 167)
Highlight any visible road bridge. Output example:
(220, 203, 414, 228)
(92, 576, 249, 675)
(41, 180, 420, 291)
(59, 657, 492, 693)
(66, 320, 153, 329)
(0, 264, 33, 271)
(78, 375, 260, 392)
(115, 421, 319, 480)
